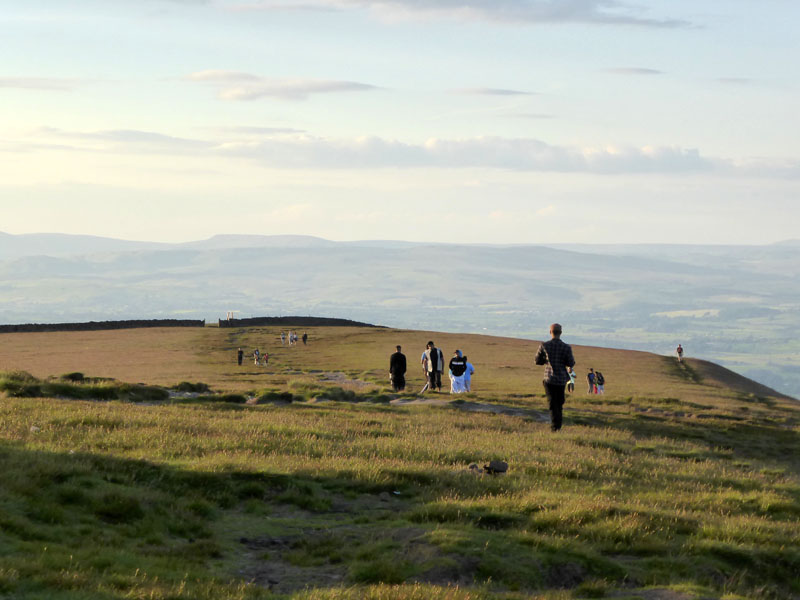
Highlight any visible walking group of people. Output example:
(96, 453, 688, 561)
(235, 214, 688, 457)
(585, 367, 605, 394)
(236, 322, 629, 434)
(237, 347, 270, 366)
(237, 331, 311, 368)
(280, 331, 308, 346)
(388, 341, 476, 394)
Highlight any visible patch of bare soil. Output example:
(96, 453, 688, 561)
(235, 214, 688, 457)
(237, 535, 347, 593)
(612, 590, 698, 600)
(390, 397, 549, 421)
(236, 525, 449, 593)
(239, 536, 347, 594)
(545, 561, 586, 588)
(316, 372, 373, 388)
(231, 490, 487, 594)
(456, 400, 546, 419)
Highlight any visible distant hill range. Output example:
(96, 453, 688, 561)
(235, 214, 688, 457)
(1, 232, 798, 397)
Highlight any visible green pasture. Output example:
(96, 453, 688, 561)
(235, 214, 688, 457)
(0, 326, 798, 599)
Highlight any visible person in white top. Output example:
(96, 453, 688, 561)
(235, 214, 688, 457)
(448, 350, 467, 394)
(419, 349, 429, 393)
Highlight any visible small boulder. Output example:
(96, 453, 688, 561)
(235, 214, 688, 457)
(483, 460, 508, 475)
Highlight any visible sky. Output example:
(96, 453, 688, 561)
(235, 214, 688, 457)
(1, 0, 799, 245)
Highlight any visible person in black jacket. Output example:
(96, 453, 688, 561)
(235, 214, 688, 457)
(389, 345, 407, 392)
(448, 350, 467, 393)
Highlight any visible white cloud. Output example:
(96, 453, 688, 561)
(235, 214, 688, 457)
(210, 126, 306, 135)
(188, 70, 260, 83)
(716, 77, 752, 86)
(187, 70, 379, 101)
(453, 87, 535, 96)
(224, 0, 690, 27)
(506, 113, 556, 120)
(605, 67, 664, 75)
(33, 127, 210, 153)
(222, 134, 714, 174)
(13, 126, 800, 179)
(536, 205, 556, 216)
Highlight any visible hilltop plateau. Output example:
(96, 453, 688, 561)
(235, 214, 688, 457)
(1, 233, 799, 396)
(0, 324, 798, 599)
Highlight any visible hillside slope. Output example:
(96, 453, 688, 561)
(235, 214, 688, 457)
(1, 235, 798, 397)
(0, 325, 798, 600)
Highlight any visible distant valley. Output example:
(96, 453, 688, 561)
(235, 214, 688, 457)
(1, 232, 798, 397)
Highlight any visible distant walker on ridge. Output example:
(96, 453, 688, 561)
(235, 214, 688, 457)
(534, 323, 576, 432)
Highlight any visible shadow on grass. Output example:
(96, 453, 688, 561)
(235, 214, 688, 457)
(2, 437, 800, 599)
(662, 356, 703, 385)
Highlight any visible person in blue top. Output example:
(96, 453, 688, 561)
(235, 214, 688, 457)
(463, 356, 475, 392)
(567, 366, 576, 393)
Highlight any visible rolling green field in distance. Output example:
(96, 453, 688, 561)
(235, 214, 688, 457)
(1, 326, 798, 600)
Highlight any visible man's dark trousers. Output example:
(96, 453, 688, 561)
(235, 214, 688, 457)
(543, 382, 566, 431)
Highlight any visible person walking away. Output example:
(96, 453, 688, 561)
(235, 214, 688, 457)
(237, 347, 244, 366)
(253, 349, 260, 365)
(535, 323, 576, 432)
(587, 368, 596, 394)
(263, 352, 269, 366)
(595, 371, 605, 394)
(389, 345, 407, 392)
(566, 367, 576, 393)
(423, 341, 442, 393)
(419, 348, 430, 393)
(676, 344, 684, 362)
(280, 332, 286, 346)
(463, 356, 475, 392)
(302, 332, 308, 345)
(434, 345, 444, 391)
(448, 350, 467, 393)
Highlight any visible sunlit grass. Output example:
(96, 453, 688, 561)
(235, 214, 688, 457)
(0, 325, 798, 599)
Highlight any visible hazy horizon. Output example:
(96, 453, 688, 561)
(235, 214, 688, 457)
(2, 232, 799, 397)
(2, 230, 799, 248)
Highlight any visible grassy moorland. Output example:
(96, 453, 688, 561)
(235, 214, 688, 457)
(0, 326, 798, 600)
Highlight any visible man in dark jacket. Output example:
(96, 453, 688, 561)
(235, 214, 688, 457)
(448, 350, 467, 393)
(534, 323, 576, 431)
(389, 345, 407, 392)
